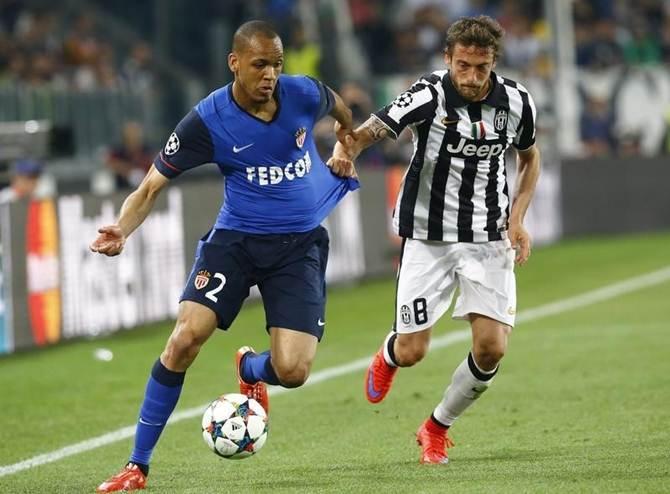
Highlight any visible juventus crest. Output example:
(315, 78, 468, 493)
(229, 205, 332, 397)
(494, 109, 508, 132)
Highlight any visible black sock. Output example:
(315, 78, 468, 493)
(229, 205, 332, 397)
(430, 413, 450, 430)
(386, 332, 399, 366)
(129, 461, 149, 477)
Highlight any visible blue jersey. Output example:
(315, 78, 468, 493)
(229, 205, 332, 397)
(153, 75, 359, 234)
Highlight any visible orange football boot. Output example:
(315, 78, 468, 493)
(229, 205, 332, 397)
(236, 346, 270, 414)
(364, 347, 398, 403)
(96, 463, 147, 492)
(416, 418, 455, 465)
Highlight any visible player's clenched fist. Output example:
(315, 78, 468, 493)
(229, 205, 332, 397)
(90, 225, 126, 256)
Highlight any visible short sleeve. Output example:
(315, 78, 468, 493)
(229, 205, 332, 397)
(513, 90, 537, 151)
(153, 109, 214, 178)
(373, 78, 438, 139)
(306, 76, 334, 122)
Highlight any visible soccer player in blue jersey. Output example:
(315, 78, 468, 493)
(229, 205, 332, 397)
(91, 21, 358, 493)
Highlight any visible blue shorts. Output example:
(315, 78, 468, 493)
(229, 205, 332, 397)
(181, 226, 329, 340)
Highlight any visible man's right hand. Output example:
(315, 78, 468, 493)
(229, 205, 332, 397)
(90, 225, 126, 256)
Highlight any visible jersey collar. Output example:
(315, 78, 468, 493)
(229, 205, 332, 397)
(228, 78, 282, 125)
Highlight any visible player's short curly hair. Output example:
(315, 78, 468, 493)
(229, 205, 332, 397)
(445, 16, 505, 59)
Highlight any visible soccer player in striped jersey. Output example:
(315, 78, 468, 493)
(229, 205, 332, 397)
(91, 20, 358, 492)
(330, 15, 540, 465)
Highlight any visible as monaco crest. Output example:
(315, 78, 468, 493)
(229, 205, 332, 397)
(194, 270, 211, 290)
(295, 127, 306, 149)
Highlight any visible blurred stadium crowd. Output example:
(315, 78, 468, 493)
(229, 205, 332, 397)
(0, 5, 153, 91)
(0, 0, 669, 195)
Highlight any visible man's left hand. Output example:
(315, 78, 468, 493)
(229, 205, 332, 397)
(508, 222, 531, 265)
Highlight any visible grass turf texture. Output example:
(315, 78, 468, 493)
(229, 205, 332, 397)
(1, 232, 669, 493)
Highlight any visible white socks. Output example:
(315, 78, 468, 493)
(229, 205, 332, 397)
(432, 352, 498, 427)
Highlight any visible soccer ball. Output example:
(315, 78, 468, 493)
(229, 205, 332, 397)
(201, 393, 268, 459)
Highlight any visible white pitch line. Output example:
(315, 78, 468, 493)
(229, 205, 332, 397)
(1, 265, 669, 478)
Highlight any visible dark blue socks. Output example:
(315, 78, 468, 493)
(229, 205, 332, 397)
(129, 359, 185, 469)
(240, 350, 280, 385)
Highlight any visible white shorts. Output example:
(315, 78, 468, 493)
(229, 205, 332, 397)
(394, 238, 517, 333)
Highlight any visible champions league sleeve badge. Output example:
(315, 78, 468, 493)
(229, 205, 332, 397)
(164, 132, 180, 155)
(295, 127, 306, 149)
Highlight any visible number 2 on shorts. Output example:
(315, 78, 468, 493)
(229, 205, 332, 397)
(205, 273, 227, 302)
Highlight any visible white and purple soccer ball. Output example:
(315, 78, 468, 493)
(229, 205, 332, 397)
(201, 393, 268, 459)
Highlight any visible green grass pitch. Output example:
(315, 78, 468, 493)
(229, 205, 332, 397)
(1, 232, 669, 493)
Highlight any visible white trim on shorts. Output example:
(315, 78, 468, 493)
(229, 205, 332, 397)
(394, 238, 517, 333)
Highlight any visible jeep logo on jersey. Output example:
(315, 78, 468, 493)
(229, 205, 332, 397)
(194, 270, 211, 290)
(446, 138, 505, 160)
(246, 151, 312, 186)
(494, 109, 508, 131)
(164, 132, 180, 155)
(295, 127, 306, 148)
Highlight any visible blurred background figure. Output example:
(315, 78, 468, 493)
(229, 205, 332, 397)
(121, 41, 155, 91)
(579, 95, 615, 156)
(0, 158, 43, 203)
(104, 121, 153, 190)
(284, 22, 321, 77)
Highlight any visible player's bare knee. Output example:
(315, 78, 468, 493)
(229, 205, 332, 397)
(395, 337, 428, 366)
(473, 341, 506, 370)
(274, 361, 310, 388)
(162, 325, 206, 369)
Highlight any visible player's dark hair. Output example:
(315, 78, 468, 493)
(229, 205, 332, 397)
(233, 20, 280, 52)
(445, 16, 505, 59)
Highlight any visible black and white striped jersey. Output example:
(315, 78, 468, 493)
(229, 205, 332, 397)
(374, 70, 537, 242)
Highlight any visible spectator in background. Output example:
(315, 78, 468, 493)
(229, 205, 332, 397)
(412, 3, 450, 68)
(0, 158, 43, 203)
(393, 27, 425, 73)
(622, 18, 662, 66)
(349, 0, 396, 74)
(121, 41, 154, 91)
(339, 81, 373, 126)
(503, 15, 542, 69)
(105, 121, 153, 189)
(284, 23, 320, 77)
(580, 96, 615, 156)
(661, 12, 670, 60)
(575, 19, 623, 68)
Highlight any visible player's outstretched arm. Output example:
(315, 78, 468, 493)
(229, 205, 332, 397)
(329, 115, 390, 171)
(508, 144, 541, 265)
(90, 165, 169, 256)
(328, 89, 354, 145)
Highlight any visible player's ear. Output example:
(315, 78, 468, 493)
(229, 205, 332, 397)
(228, 53, 238, 74)
(443, 50, 451, 67)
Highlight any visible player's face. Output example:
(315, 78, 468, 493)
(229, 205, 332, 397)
(445, 43, 496, 102)
(229, 35, 284, 104)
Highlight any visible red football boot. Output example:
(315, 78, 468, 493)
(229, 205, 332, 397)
(96, 463, 147, 492)
(416, 418, 455, 464)
(364, 347, 398, 403)
(236, 346, 270, 414)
